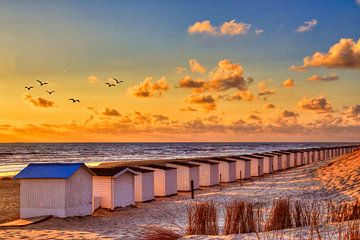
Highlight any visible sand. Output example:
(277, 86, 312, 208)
(0, 150, 358, 239)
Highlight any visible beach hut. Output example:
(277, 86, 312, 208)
(225, 156, 252, 179)
(264, 152, 282, 171)
(272, 151, 290, 169)
(280, 151, 296, 167)
(129, 167, 155, 203)
(293, 150, 305, 166)
(14, 163, 94, 219)
(238, 155, 264, 177)
(188, 160, 219, 187)
(206, 157, 237, 183)
(252, 153, 274, 173)
(303, 149, 311, 164)
(140, 165, 177, 197)
(165, 161, 200, 191)
(91, 167, 137, 210)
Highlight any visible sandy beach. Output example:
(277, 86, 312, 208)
(0, 150, 358, 239)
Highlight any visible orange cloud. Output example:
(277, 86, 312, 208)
(219, 20, 251, 35)
(179, 107, 197, 112)
(258, 80, 276, 96)
(296, 19, 318, 32)
(175, 67, 187, 74)
(88, 75, 99, 84)
(282, 79, 295, 88)
(290, 38, 360, 70)
(248, 113, 262, 121)
(343, 105, 360, 121)
(179, 76, 205, 89)
(188, 20, 217, 35)
(225, 90, 256, 101)
(280, 110, 299, 118)
(102, 108, 121, 117)
(189, 59, 206, 74)
(297, 96, 333, 113)
(264, 103, 275, 109)
(188, 19, 251, 36)
(307, 73, 339, 81)
(129, 77, 169, 97)
(24, 94, 56, 108)
(186, 94, 217, 111)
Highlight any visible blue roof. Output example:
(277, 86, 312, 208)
(14, 163, 87, 179)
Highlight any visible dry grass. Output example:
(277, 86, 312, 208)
(143, 226, 182, 240)
(186, 200, 218, 235)
(265, 198, 293, 231)
(328, 200, 360, 223)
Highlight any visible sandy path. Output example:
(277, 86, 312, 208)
(0, 153, 357, 240)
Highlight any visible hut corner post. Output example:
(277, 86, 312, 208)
(240, 171, 242, 186)
(219, 174, 222, 191)
(190, 180, 194, 199)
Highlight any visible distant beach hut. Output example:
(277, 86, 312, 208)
(188, 160, 219, 187)
(272, 151, 290, 169)
(277, 151, 296, 167)
(165, 161, 200, 191)
(14, 163, 94, 219)
(292, 150, 304, 166)
(251, 153, 274, 173)
(302, 149, 311, 164)
(140, 165, 177, 197)
(238, 155, 264, 177)
(206, 157, 237, 183)
(129, 167, 155, 202)
(91, 167, 138, 210)
(264, 152, 282, 171)
(225, 157, 252, 179)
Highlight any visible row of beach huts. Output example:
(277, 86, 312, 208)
(14, 145, 359, 219)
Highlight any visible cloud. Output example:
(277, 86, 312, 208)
(290, 38, 360, 70)
(248, 113, 262, 121)
(88, 75, 99, 84)
(297, 96, 333, 113)
(264, 103, 275, 109)
(296, 19, 318, 32)
(188, 19, 251, 36)
(129, 77, 170, 98)
(188, 20, 217, 35)
(255, 29, 264, 35)
(207, 59, 249, 91)
(357, 0, 360, 5)
(179, 107, 197, 112)
(189, 59, 206, 74)
(179, 76, 205, 88)
(23, 94, 56, 108)
(219, 20, 251, 35)
(282, 79, 295, 88)
(102, 108, 121, 117)
(258, 80, 276, 96)
(175, 67, 187, 74)
(343, 105, 360, 120)
(307, 73, 339, 81)
(280, 110, 299, 118)
(186, 94, 217, 111)
(225, 90, 256, 101)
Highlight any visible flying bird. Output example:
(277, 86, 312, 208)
(106, 83, 116, 87)
(36, 80, 48, 86)
(112, 78, 123, 84)
(25, 86, 34, 90)
(68, 98, 80, 103)
(46, 90, 55, 95)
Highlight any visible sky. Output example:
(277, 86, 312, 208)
(0, 0, 359, 142)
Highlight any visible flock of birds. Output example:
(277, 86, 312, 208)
(24, 78, 124, 103)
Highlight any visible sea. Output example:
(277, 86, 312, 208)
(0, 142, 356, 173)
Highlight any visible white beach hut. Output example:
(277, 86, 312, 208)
(272, 151, 290, 169)
(252, 153, 274, 173)
(128, 167, 155, 203)
(207, 157, 237, 183)
(238, 155, 264, 177)
(140, 165, 177, 197)
(188, 160, 219, 187)
(14, 163, 94, 219)
(165, 161, 200, 191)
(225, 157, 252, 179)
(264, 152, 282, 171)
(278, 151, 296, 167)
(293, 150, 304, 166)
(91, 167, 137, 210)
